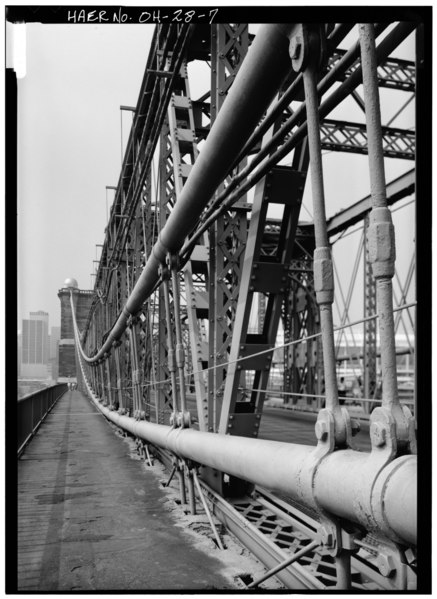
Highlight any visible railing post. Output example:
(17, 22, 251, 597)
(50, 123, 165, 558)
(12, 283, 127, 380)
(18, 384, 68, 456)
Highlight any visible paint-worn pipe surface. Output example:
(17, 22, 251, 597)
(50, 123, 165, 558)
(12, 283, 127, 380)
(85, 385, 416, 547)
(374, 455, 417, 546)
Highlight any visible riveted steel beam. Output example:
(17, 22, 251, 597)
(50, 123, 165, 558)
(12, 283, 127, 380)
(326, 169, 415, 237)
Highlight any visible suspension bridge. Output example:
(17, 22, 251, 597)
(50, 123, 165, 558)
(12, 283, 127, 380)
(15, 17, 430, 592)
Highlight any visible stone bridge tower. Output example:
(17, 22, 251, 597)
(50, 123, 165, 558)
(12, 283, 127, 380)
(57, 278, 95, 385)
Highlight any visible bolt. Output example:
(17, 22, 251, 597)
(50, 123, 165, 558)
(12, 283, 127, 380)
(404, 548, 416, 565)
(370, 422, 386, 447)
(351, 419, 361, 437)
(318, 526, 334, 548)
(289, 36, 302, 60)
(377, 554, 396, 577)
(315, 420, 328, 441)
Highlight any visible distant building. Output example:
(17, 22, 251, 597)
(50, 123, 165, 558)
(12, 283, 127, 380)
(21, 310, 50, 379)
(58, 278, 95, 384)
(49, 326, 61, 380)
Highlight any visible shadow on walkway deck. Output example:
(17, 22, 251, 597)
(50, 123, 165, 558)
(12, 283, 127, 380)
(17, 389, 243, 591)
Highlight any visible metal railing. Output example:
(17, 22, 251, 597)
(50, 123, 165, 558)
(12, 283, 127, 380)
(17, 383, 68, 457)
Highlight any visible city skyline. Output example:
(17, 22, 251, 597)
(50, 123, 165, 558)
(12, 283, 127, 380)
(20, 310, 50, 379)
(18, 309, 61, 376)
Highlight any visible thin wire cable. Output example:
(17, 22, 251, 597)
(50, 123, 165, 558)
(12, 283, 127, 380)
(120, 301, 417, 391)
(120, 109, 124, 165)
(333, 233, 364, 357)
(386, 93, 414, 127)
(330, 197, 415, 245)
(243, 387, 413, 405)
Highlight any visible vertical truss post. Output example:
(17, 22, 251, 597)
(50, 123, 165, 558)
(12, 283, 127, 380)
(105, 355, 113, 409)
(122, 334, 133, 416)
(139, 172, 156, 420)
(97, 362, 102, 399)
(160, 263, 179, 426)
(157, 283, 171, 423)
(218, 164, 305, 436)
(96, 361, 101, 400)
(141, 305, 154, 422)
(93, 362, 98, 398)
(170, 255, 191, 427)
(128, 318, 143, 418)
(286, 266, 320, 410)
(94, 364, 100, 396)
(114, 341, 124, 413)
(163, 60, 207, 428)
(157, 109, 175, 424)
(363, 214, 377, 413)
(208, 24, 249, 433)
(90, 364, 96, 397)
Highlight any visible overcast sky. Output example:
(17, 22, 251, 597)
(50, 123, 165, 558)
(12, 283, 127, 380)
(16, 23, 154, 330)
(14, 19, 416, 333)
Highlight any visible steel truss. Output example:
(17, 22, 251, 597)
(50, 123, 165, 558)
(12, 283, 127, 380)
(68, 21, 422, 590)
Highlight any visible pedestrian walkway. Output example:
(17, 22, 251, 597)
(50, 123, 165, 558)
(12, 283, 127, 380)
(17, 389, 240, 591)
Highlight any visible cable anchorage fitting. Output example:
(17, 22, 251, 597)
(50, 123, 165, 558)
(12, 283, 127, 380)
(127, 314, 139, 328)
(166, 253, 180, 271)
(158, 262, 170, 282)
(132, 369, 141, 385)
(289, 23, 327, 73)
(177, 410, 191, 428)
